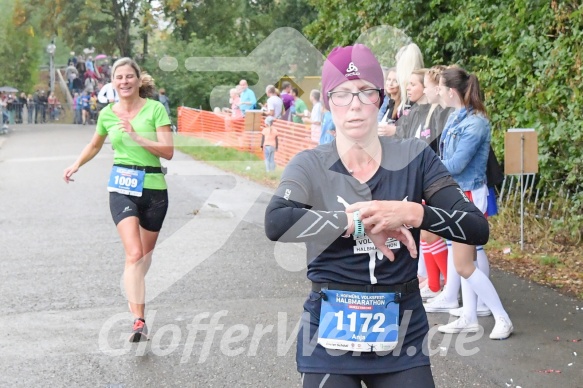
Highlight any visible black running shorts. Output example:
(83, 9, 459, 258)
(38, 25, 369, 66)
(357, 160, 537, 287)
(109, 189, 168, 232)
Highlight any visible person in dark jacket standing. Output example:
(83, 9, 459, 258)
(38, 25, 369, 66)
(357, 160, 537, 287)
(16, 92, 27, 124)
(26, 94, 34, 124)
(38, 90, 48, 123)
(33, 91, 41, 124)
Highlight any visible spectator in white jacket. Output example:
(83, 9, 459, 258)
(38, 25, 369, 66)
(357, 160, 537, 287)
(97, 82, 119, 105)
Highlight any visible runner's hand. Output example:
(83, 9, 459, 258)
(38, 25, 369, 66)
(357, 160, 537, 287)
(347, 200, 415, 233)
(117, 119, 137, 139)
(63, 165, 78, 183)
(377, 123, 396, 137)
(366, 226, 417, 261)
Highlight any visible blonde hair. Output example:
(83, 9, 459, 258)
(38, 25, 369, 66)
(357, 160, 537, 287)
(425, 65, 447, 85)
(411, 68, 427, 85)
(385, 67, 401, 120)
(111, 57, 156, 98)
(395, 43, 424, 111)
(139, 72, 156, 98)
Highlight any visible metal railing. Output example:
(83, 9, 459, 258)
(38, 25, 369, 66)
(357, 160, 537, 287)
(498, 174, 582, 221)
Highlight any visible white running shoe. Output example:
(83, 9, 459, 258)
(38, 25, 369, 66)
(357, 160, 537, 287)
(423, 293, 459, 313)
(449, 306, 492, 317)
(438, 317, 480, 334)
(420, 285, 441, 302)
(489, 316, 514, 340)
(427, 288, 461, 304)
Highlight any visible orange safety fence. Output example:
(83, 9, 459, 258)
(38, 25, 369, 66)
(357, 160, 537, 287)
(177, 106, 318, 167)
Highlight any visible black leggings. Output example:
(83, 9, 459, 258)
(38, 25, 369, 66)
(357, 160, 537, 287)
(302, 365, 435, 388)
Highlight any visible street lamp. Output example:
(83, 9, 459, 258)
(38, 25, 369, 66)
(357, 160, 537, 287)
(47, 41, 56, 94)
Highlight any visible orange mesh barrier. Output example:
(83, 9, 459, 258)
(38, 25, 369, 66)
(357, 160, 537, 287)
(177, 107, 318, 166)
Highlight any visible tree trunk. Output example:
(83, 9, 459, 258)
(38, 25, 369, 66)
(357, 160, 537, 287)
(109, 0, 138, 58)
(143, 32, 148, 58)
(118, 30, 132, 58)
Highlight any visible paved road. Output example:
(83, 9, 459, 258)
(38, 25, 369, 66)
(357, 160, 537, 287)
(0, 124, 581, 388)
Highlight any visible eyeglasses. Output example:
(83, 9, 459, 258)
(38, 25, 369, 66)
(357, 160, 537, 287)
(327, 89, 381, 107)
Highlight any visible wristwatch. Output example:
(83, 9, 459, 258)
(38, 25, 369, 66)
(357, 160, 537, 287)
(353, 211, 365, 238)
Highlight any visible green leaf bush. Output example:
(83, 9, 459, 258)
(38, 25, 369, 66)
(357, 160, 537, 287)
(305, 0, 583, 234)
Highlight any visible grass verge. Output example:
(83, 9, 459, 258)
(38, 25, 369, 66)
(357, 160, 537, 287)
(175, 134, 283, 188)
(176, 134, 583, 299)
(488, 207, 583, 299)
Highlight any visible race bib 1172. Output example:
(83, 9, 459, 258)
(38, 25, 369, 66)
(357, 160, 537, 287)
(318, 290, 399, 353)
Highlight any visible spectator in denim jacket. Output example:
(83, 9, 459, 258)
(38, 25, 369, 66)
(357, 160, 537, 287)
(429, 67, 513, 341)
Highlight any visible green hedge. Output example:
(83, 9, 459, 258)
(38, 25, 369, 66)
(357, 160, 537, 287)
(305, 0, 583, 217)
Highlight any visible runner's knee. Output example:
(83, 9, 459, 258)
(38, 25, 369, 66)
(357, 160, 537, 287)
(124, 246, 145, 265)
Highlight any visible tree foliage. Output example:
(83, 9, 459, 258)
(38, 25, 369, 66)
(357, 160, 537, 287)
(162, 0, 317, 54)
(145, 0, 318, 111)
(143, 36, 257, 112)
(0, 0, 41, 92)
(5, 0, 580, 223)
(305, 0, 583, 214)
(162, 0, 244, 44)
(20, 0, 146, 57)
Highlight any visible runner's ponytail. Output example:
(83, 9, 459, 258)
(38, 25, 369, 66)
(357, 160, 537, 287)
(139, 72, 156, 99)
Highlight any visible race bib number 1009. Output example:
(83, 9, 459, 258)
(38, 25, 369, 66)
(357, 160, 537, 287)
(107, 166, 145, 197)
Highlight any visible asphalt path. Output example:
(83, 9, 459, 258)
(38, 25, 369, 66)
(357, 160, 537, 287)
(0, 124, 581, 388)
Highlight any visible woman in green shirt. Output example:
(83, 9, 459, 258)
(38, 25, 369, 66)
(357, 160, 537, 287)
(63, 57, 174, 342)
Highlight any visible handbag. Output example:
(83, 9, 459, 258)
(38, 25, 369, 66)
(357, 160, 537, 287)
(486, 146, 504, 187)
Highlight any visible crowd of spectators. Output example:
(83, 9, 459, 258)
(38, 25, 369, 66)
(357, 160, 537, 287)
(0, 90, 58, 127)
(0, 52, 174, 131)
(0, 53, 111, 128)
(220, 80, 335, 147)
(66, 52, 115, 125)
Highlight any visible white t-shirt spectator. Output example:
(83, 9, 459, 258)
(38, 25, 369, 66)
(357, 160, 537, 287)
(310, 101, 322, 143)
(266, 95, 283, 119)
(97, 83, 119, 104)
